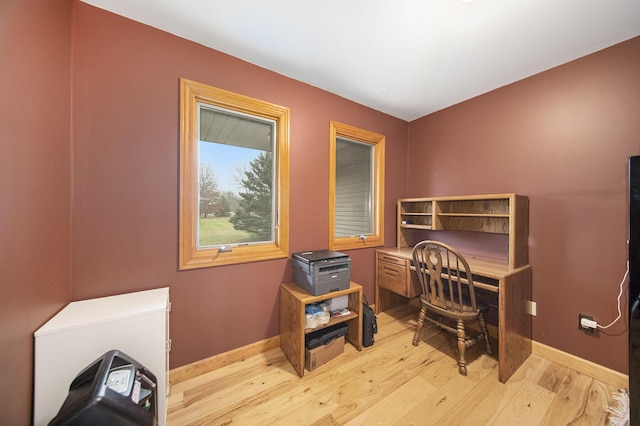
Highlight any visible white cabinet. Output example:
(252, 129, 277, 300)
(34, 288, 170, 426)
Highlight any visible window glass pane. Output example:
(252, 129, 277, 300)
(335, 137, 373, 237)
(197, 104, 275, 248)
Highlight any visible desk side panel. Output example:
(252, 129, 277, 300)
(498, 267, 532, 382)
(511, 195, 530, 269)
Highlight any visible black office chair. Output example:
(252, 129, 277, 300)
(411, 240, 493, 376)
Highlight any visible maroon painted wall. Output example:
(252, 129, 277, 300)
(3, 3, 636, 422)
(408, 36, 640, 373)
(71, 2, 408, 369)
(0, 0, 73, 423)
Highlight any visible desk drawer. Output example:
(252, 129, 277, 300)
(378, 261, 406, 295)
(377, 253, 406, 267)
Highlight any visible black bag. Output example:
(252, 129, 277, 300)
(362, 295, 378, 347)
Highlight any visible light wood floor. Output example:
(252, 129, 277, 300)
(168, 303, 621, 425)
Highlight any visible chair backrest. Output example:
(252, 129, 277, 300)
(412, 240, 479, 313)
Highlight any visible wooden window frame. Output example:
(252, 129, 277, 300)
(179, 78, 290, 269)
(329, 120, 385, 251)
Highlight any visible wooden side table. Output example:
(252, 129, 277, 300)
(279, 281, 363, 376)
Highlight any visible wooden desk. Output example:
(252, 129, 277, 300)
(375, 247, 531, 383)
(280, 281, 363, 377)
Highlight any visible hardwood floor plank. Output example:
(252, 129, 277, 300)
(330, 331, 447, 423)
(451, 355, 544, 425)
(170, 346, 288, 397)
(168, 351, 298, 425)
(394, 350, 499, 425)
(208, 369, 346, 425)
(310, 413, 340, 426)
(579, 379, 616, 426)
(344, 375, 437, 426)
(540, 370, 602, 425)
(439, 354, 542, 425)
(182, 353, 293, 408)
(168, 305, 621, 426)
(537, 358, 569, 393)
(540, 376, 613, 426)
(489, 380, 555, 425)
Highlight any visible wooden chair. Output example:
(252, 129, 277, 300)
(411, 240, 493, 375)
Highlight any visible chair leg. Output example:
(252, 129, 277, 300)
(478, 313, 493, 355)
(456, 319, 467, 376)
(412, 305, 427, 346)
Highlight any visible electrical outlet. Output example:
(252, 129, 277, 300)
(579, 313, 595, 334)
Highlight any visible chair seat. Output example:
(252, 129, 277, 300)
(419, 294, 489, 320)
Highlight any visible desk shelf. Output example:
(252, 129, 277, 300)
(437, 213, 510, 217)
(397, 194, 529, 270)
(400, 224, 433, 230)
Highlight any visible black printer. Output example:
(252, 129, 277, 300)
(292, 250, 350, 296)
(305, 322, 349, 350)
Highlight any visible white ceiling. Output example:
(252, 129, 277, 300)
(81, 0, 640, 121)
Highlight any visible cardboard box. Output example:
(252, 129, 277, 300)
(304, 335, 345, 371)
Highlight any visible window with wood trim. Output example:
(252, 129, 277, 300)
(179, 78, 290, 269)
(329, 121, 384, 251)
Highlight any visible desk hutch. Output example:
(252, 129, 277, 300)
(375, 194, 531, 383)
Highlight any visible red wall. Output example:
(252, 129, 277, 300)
(71, 2, 408, 368)
(0, 0, 73, 423)
(408, 36, 640, 373)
